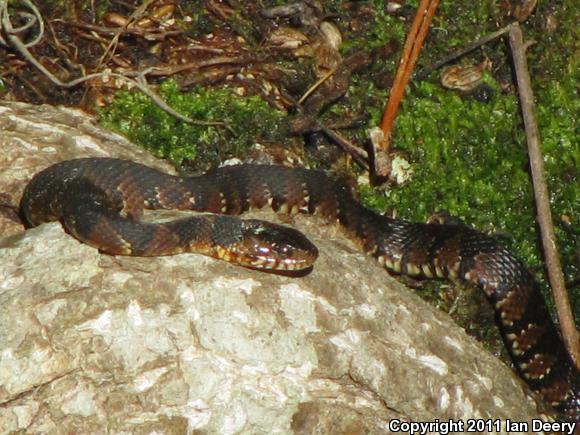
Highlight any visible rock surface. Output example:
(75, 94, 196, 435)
(0, 101, 547, 433)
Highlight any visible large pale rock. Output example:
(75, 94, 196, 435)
(0, 101, 547, 433)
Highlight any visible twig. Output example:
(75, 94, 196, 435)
(375, 0, 439, 177)
(415, 24, 511, 80)
(320, 127, 369, 170)
(134, 56, 252, 77)
(0, 0, 226, 128)
(129, 69, 228, 129)
(298, 66, 338, 105)
(508, 22, 580, 367)
(68, 21, 183, 40)
(95, 0, 157, 69)
(0, 0, 104, 87)
(378, 0, 439, 137)
(0, 0, 43, 47)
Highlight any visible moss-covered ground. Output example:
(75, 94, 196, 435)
(101, 81, 288, 169)
(353, 1, 579, 322)
(1, 0, 575, 367)
(95, 1, 579, 328)
(19, 1, 556, 332)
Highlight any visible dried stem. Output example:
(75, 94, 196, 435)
(0, 0, 225, 127)
(95, 0, 157, 69)
(320, 127, 369, 170)
(508, 23, 579, 367)
(416, 24, 511, 80)
(373, 0, 439, 177)
(298, 66, 339, 105)
(378, 0, 439, 143)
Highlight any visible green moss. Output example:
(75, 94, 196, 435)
(355, 1, 579, 318)
(361, 79, 537, 255)
(100, 81, 287, 168)
(530, 1, 580, 298)
(433, 2, 501, 47)
(182, 2, 215, 37)
(96, 0, 577, 320)
(341, 1, 407, 55)
(33, 0, 111, 20)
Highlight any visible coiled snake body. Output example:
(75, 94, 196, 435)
(21, 158, 579, 419)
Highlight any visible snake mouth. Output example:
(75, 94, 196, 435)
(222, 220, 319, 271)
(227, 240, 318, 271)
(212, 244, 317, 271)
(246, 249, 318, 271)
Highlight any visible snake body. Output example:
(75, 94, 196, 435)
(20, 158, 579, 419)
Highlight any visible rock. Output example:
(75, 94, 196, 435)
(0, 101, 546, 433)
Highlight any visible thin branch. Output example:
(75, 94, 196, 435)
(67, 21, 183, 40)
(415, 24, 511, 80)
(0, 0, 227, 128)
(378, 0, 439, 139)
(320, 127, 369, 170)
(0, 0, 43, 47)
(95, 0, 157, 69)
(508, 23, 580, 367)
(135, 56, 252, 77)
(128, 69, 228, 128)
(374, 0, 439, 177)
(298, 66, 339, 105)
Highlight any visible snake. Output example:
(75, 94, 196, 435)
(20, 157, 579, 420)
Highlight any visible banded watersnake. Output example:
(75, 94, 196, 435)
(20, 158, 579, 420)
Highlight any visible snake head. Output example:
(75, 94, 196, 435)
(228, 219, 318, 271)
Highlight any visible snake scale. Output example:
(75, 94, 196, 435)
(20, 157, 579, 420)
